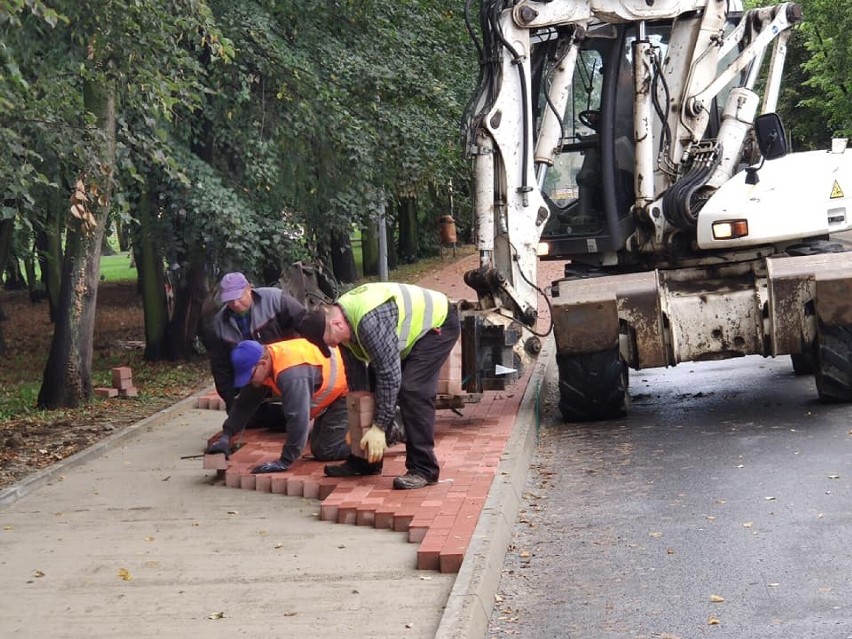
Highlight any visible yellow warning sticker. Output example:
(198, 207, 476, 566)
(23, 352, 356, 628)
(830, 180, 844, 199)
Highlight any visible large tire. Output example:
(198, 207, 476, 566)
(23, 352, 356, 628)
(556, 347, 628, 422)
(814, 323, 852, 402)
(786, 240, 846, 376)
(790, 352, 815, 376)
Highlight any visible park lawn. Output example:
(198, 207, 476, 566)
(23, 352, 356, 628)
(99, 252, 136, 282)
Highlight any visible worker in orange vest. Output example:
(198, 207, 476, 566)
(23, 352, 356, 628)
(206, 338, 350, 474)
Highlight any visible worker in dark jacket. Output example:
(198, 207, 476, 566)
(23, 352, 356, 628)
(203, 272, 307, 427)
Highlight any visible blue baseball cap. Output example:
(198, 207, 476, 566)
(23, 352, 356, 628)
(232, 340, 264, 387)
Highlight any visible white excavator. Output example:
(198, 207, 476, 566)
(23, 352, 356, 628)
(457, 0, 852, 420)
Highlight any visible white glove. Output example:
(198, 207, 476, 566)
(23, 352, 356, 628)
(360, 425, 388, 463)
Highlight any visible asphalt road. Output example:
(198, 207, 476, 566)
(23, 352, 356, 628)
(488, 355, 852, 638)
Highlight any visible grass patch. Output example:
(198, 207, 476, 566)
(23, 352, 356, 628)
(100, 252, 137, 282)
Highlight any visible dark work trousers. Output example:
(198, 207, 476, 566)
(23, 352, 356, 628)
(309, 396, 351, 461)
(398, 305, 460, 481)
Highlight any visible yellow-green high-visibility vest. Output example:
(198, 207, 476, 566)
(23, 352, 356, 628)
(337, 283, 449, 362)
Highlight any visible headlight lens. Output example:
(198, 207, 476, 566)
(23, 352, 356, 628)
(712, 220, 749, 240)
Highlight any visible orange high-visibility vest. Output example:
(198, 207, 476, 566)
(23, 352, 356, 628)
(262, 339, 348, 418)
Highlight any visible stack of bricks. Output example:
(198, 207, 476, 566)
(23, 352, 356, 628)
(436, 337, 462, 396)
(346, 391, 374, 460)
(94, 366, 138, 398)
(196, 389, 227, 411)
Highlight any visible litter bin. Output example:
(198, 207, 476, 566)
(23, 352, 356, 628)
(439, 215, 457, 245)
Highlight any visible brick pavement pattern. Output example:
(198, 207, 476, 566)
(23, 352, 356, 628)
(200, 254, 564, 573)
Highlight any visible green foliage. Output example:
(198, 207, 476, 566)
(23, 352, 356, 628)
(4, 0, 479, 370)
(796, 0, 851, 142)
(747, 0, 850, 148)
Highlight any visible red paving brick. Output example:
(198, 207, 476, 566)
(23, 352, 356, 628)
(203, 254, 564, 572)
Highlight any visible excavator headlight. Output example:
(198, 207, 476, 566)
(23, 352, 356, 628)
(712, 220, 749, 240)
(537, 242, 551, 256)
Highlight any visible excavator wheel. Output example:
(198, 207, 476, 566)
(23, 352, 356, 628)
(790, 352, 815, 375)
(814, 323, 852, 402)
(786, 240, 846, 376)
(556, 347, 628, 422)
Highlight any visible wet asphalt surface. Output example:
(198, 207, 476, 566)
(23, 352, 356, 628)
(488, 356, 852, 638)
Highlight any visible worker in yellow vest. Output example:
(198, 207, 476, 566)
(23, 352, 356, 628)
(207, 338, 350, 474)
(299, 282, 459, 490)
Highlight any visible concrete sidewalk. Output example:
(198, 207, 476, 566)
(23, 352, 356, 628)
(0, 353, 551, 639)
(0, 254, 561, 639)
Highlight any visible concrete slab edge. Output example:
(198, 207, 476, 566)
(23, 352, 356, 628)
(0, 388, 210, 509)
(435, 337, 555, 639)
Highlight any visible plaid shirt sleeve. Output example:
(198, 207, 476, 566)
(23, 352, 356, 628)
(352, 301, 401, 432)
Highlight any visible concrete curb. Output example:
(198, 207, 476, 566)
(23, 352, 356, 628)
(0, 389, 208, 509)
(435, 336, 554, 639)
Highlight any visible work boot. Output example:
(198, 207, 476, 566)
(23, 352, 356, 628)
(392, 473, 437, 490)
(324, 454, 382, 478)
(204, 434, 230, 457)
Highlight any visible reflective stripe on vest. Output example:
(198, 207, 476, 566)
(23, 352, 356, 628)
(263, 339, 348, 418)
(337, 283, 448, 360)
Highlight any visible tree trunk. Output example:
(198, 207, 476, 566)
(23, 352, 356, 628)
(134, 184, 170, 361)
(166, 256, 207, 361)
(397, 195, 418, 264)
(115, 218, 130, 251)
(330, 229, 357, 284)
(24, 252, 40, 302)
(0, 297, 5, 355)
(100, 218, 116, 255)
(0, 217, 13, 287)
(0, 218, 10, 355)
(3, 256, 26, 290)
(34, 179, 65, 322)
(385, 215, 398, 272)
(361, 220, 378, 277)
(38, 79, 116, 409)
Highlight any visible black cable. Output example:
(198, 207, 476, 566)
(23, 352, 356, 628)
(506, 238, 554, 338)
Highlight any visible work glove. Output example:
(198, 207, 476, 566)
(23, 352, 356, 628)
(205, 434, 230, 457)
(359, 425, 388, 464)
(251, 459, 289, 474)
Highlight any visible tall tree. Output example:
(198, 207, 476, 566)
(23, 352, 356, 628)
(38, 82, 116, 408)
(1, 0, 229, 407)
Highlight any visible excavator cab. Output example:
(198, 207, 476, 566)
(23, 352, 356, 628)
(535, 18, 742, 264)
(538, 26, 637, 259)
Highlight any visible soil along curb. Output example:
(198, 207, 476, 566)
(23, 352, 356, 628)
(435, 335, 555, 639)
(0, 391, 207, 509)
